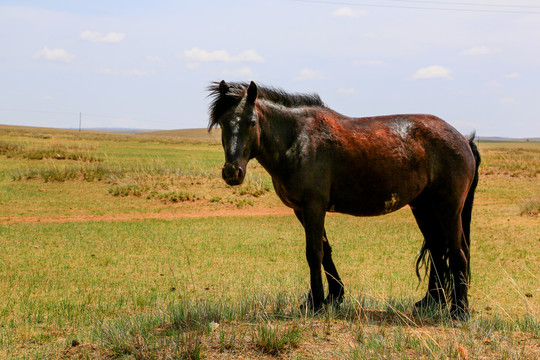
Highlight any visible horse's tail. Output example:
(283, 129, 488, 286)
(461, 132, 481, 281)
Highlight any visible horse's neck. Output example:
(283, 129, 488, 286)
(256, 103, 304, 174)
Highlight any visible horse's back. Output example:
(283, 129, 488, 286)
(335, 113, 474, 173)
(316, 113, 476, 216)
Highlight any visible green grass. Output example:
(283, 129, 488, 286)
(0, 126, 538, 358)
(0, 127, 273, 220)
(1, 213, 538, 358)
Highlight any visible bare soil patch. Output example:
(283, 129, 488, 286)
(0, 204, 293, 224)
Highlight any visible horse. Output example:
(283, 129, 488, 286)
(207, 80, 481, 319)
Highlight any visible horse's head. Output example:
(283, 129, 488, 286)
(213, 80, 260, 186)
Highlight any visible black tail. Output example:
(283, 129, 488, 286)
(461, 133, 481, 281)
(462, 134, 481, 247)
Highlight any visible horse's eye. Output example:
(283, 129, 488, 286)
(250, 120, 257, 127)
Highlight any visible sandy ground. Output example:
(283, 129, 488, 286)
(0, 205, 294, 224)
(2, 199, 506, 225)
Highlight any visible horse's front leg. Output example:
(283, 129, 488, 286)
(299, 203, 326, 312)
(294, 210, 344, 308)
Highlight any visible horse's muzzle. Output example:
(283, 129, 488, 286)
(222, 162, 245, 186)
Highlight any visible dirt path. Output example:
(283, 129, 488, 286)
(2, 199, 505, 225)
(0, 206, 294, 224)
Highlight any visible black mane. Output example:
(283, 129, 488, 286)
(207, 81, 325, 130)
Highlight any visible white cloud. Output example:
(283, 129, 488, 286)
(486, 80, 502, 87)
(294, 68, 326, 81)
(32, 47, 75, 62)
(410, 65, 452, 80)
(500, 97, 517, 104)
(461, 46, 501, 56)
(221, 67, 255, 77)
(186, 63, 200, 70)
(43, 95, 55, 101)
(185, 48, 229, 62)
(184, 47, 263, 63)
(80, 30, 126, 43)
(233, 50, 264, 62)
(96, 68, 119, 75)
(124, 69, 154, 77)
(96, 68, 154, 77)
(505, 73, 520, 79)
(338, 88, 356, 94)
(354, 60, 387, 66)
(147, 56, 164, 62)
(332, 6, 367, 18)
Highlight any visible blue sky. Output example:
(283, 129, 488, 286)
(1, 0, 539, 137)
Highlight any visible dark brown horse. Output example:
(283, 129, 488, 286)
(208, 80, 480, 319)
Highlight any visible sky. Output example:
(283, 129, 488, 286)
(1, 0, 539, 138)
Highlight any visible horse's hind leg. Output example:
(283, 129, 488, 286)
(294, 210, 344, 306)
(446, 215, 470, 319)
(413, 196, 470, 319)
(411, 202, 450, 309)
(322, 229, 344, 305)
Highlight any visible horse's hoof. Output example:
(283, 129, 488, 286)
(299, 302, 323, 313)
(450, 306, 470, 321)
(299, 294, 323, 313)
(414, 294, 446, 310)
(412, 296, 448, 318)
(324, 293, 344, 308)
(413, 297, 431, 311)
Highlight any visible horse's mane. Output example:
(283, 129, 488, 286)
(207, 82, 325, 130)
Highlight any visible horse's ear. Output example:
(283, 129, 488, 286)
(219, 80, 229, 95)
(247, 81, 258, 103)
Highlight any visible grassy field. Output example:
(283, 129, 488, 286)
(0, 125, 538, 359)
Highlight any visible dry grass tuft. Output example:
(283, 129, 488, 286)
(519, 198, 540, 216)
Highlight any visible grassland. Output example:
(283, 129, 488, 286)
(0, 124, 538, 359)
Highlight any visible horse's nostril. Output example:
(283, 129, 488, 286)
(222, 162, 245, 185)
(223, 162, 240, 180)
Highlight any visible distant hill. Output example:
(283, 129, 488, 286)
(140, 128, 221, 141)
(478, 136, 540, 142)
(80, 128, 154, 134)
(1, 124, 538, 142)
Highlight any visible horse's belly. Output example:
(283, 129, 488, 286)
(328, 181, 423, 216)
(330, 197, 405, 216)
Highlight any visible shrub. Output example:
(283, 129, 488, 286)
(254, 323, 302, 355)
(519, 198, 540, 216)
